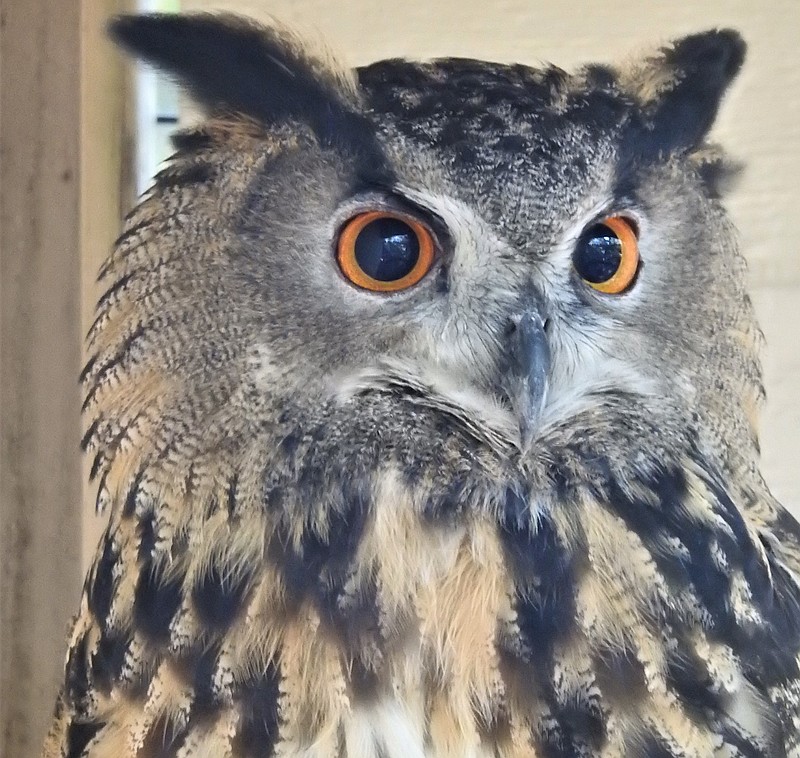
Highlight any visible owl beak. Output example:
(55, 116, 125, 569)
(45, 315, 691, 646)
(505, 305, 550, 450)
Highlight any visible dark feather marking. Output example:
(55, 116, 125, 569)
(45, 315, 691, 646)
(133, 558, 184, 642)
(138, 713, 188, 758)
(319, 573, 383, 700)
(266, 475, 371, 610)
(88, 450, 108, 482)
(767, 506, 800, 549)
(226, 472, 239, 519)
(171, 127, 216, 153)
(278, 430, 301, 457)
(86, 416, 150, 484)
(110, 218, 153, 253)
(475, 708, 513, 754)
(666, 468, 798, 686)
(231, 659, 281, 758)
(153, 160, 214, 190)
(719, 723, 775, 758)
(95, 220, 152, 281)
(359, 58, 628, 173)
(347, 654, 381, 701)
(664, 636, 722, 717)
(90, 632, 129, 695)
(545, 698, 606, 757)
(78, 353, 99, 385)
(121, 471, 145, 519)
(94, 272, 134, 314)
(535, 714, 592, 758)
(137, 510, 156, 563)
(91, 257, 180, 339)
(648, 469, 735, 633)
(80, 417, 102, 452)
(265, 466, 381, 694)
(592, 645, 648, 708)
(492, 133, 530, 153)
(583, 64, 616, 90)
(636, 734, 680, 758)
(698, 469, 774, 612)
(421, 473, 472, 522)
(599, 462, 735, 634)
(191, 642, 222, 710)
(434, 261, 450, 294)
(498, 487, 578, 666)
(751, 559, 800, 687)
(65, 631, 91, 710)
(88, 532, 117, 630)
(192, 562, 254, 631)
(65, 720, 103, 758)
(695, 154, 743, 198)
(498, 485, 602, 756)
(590, 450, 800, 701)
(81, 322, 147, 412)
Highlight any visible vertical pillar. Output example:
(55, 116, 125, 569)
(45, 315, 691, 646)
(0, 1, 126, 754)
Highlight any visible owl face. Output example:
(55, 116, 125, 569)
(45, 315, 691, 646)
(241, 64, 749, 432)
(98, 15, 758, 486)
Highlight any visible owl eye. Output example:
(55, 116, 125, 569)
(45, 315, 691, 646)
(573, 216, 640, 294)
(337, 211, 435, 292)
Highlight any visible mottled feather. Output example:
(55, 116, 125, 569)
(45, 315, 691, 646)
(44, 11, 800, 758)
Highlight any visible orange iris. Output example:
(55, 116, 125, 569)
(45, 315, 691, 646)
(337, 211, 435, 292)
(576, 215, 640, 295)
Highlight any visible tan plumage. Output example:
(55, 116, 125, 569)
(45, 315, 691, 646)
(44, 11, 800, 758)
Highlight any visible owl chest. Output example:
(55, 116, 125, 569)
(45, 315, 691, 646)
(265, 510, 517, 758)
(83, 472, 777, 757)
(260, 484, 776, 758)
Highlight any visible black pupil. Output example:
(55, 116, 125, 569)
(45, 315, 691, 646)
(573, 223, 622, 283)
(354, 217, 420, 281)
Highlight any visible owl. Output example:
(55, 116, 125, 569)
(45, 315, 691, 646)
(43, 10, 800, 758)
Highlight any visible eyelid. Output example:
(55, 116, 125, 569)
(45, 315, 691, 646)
(334, 194, 450, 257)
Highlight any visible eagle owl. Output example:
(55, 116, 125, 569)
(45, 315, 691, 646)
(44, 11, 800, 758)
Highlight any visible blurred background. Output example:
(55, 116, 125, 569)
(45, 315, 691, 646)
(2, 0, 798, 754)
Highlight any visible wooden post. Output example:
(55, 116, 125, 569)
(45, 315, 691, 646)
(0, 1, 126, 754)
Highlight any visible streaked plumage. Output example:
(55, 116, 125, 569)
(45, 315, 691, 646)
(44, 12, 800, 757)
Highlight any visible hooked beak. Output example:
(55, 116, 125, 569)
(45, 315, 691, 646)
(504, 300, 550, 450)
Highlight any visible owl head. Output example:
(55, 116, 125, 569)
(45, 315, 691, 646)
(87, 13, 759, 512)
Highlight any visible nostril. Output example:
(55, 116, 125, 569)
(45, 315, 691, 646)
(505, 311, 549, 342)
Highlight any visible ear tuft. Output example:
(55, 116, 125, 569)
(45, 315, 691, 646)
(666, 29, 746, 82)
(108, 12, 381, 161)
(621, 29, 746, 157)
